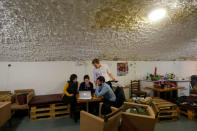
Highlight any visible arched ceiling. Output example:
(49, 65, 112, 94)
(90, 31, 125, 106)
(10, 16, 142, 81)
(0, 0, 197, 61)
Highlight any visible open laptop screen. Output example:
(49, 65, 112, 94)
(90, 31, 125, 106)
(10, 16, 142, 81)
(78, 91, 92, 100)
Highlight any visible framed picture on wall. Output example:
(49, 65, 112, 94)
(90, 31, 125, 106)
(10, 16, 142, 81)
(117, 62, 128, 76)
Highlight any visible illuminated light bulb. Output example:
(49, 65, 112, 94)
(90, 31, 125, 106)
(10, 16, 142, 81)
(148, 8, 167, 21)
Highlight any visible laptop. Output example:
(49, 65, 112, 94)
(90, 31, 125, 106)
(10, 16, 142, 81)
(78, 91, 92, 100)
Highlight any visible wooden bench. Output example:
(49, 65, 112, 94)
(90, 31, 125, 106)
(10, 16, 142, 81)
(29, 94, 70, 121)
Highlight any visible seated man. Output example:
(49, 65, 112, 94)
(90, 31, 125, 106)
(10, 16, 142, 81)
(95, 76, 116, 115)
(79, 75, 94, 94)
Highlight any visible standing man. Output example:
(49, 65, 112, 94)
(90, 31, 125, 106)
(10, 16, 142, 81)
(92, 58, 116, 86)
(95, 76, 116, 115)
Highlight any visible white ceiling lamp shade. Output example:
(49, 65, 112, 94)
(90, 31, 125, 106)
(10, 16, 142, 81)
(148, 8, 167, 21)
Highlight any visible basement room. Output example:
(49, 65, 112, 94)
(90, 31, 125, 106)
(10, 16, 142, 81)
(0, 0, 197, 131)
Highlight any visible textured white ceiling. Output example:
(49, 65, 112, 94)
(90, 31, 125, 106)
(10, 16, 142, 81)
(0, 0, 197, 61)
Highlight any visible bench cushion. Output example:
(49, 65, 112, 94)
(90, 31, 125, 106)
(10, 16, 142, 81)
(29, 94, 63, 106)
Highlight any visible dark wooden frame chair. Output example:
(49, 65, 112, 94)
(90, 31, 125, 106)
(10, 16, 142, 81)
(130, 80, 147, 98)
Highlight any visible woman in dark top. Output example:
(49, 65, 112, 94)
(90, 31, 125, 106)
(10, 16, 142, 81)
(79, 75, 96, 114)
(79, 75, 94, 94)
(62, 74, 78, 122)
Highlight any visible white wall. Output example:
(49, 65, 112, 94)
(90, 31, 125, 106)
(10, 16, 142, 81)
(0, 61, 197, 95)
(86, 61, 197, 85)
(0, 61, 86, 95)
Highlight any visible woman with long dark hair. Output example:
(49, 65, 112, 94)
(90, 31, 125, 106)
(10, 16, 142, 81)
(79, 75, 94, 93)
(62, 74, 78, 122)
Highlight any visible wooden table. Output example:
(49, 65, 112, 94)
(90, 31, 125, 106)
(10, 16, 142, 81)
(145, 86, 184, 98)
(142, 80, 190, 97)
(76, 94, 103, 112)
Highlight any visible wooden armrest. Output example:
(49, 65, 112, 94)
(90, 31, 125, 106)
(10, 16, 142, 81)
(99, 101, 121, 120)
(104, 107, 122, 122)
(124, 102, 149, 108)
(27, 92, 34, 104)
(111, 107, 118, 112)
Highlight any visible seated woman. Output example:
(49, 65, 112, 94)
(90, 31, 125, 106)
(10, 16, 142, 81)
(79, 75, 97, 114)
(79, 75, 94, 94)
(62, 74, 78, 122)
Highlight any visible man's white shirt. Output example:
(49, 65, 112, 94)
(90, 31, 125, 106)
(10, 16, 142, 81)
(93, 64, 111, 82)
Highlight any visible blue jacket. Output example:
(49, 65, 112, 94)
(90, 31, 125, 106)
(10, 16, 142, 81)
(95, 83, 116, 102)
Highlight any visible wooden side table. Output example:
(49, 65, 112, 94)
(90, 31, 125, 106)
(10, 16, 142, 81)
(145, 86, 184, 99)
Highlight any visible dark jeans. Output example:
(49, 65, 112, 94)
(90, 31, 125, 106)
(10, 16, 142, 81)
(80, 102, 100, 116)
(62, 95, 78, 121)
(101, 99, 114, 115)
(90, 102, 100, 116)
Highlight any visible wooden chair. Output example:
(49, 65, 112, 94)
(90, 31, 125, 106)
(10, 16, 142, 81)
(120, 102, 156, 131)
(0, 89, 35, 111)
(0, 91, 14, 103)
(80, 104, 121, 131)
(11, 89, 35, 110)
(130, 80, 147, 98)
